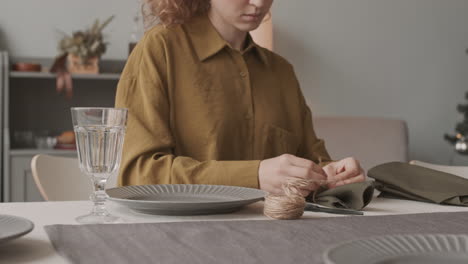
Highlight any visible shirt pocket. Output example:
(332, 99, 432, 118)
(260, 124, 299, 159)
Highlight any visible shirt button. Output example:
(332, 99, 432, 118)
(240, 71, 247, 78)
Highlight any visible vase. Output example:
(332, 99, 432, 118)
(67, 54, 99, 74)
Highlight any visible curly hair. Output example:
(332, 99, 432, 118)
(143, 0, 211, 29)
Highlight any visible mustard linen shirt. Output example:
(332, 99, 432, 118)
(115, 15, 332, 188)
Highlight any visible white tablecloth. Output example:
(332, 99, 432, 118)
(2, 197, 468, 264)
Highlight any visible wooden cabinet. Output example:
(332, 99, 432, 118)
(1, 52, 125, 202)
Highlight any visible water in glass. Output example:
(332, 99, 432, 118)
(75, 125, 125, 179)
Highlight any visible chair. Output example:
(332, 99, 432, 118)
(31, 154, 119, 201)
(313, 116, 409, 171)
(409, 160, 468, 179)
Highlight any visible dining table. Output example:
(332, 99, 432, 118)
(2, 195, 468, 264)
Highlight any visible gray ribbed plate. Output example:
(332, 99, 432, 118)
(324, 234, 468, 264)
(0, 215, 34, 244)
(106, 184, 266, 215)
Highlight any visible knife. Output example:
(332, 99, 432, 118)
(304, 203, 364, 215)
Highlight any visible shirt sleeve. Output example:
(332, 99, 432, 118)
(115, 32, 260, 188)
(291, 70, 334, 167)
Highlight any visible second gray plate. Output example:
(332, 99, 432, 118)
(324, 234, 468, 264)
(106, 184, 266, 215)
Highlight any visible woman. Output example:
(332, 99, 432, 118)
(115, 0, 365, 196)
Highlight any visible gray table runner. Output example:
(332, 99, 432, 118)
(45, 211, 468, 264)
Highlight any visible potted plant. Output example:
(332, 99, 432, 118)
(58, 15, 114, 74)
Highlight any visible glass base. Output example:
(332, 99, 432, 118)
(75, 212, 121, 224)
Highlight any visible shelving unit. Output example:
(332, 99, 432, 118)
(10, 71, 120, 80)
(10, 149, 77, 156)
(1, 52, 126, 202)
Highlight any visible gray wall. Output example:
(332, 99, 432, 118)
(273, 0, 468, 165)
(1, 0, 468, 165)
(0, 0, 138, 59)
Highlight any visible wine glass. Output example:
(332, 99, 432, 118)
(71, 107, 128, 224)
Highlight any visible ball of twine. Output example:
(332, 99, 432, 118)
(263, 179, 319, 220)
(263, 194, 305, 220)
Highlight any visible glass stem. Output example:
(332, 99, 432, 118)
(90, 176, 109, 216)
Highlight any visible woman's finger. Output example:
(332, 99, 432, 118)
(286, 155, 313, 168)
(287, 155, 327, 177)
(329, 165, 361, 183)
(286, 165, 327, 182)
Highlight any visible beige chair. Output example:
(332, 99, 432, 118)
(31, 154, 119, 201)
(409, 160, 468, 179)
(313, 116, 409, 171)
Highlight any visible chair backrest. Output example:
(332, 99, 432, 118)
(409, 160, 468, 179)
(31, 154, 119, 201)
(313, 116, 409, 171)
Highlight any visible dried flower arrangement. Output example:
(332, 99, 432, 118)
(50, 16, 114, 99)
(58, 15, 114, 66)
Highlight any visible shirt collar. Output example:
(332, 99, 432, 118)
(243, 34, 269, 64)
(185, 15, 268, 64)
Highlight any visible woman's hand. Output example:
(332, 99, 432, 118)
(258, 154, 327, 197)
(323, 157, 366, 188)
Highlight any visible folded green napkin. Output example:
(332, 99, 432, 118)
(369, 162, 468, 206)
(307, 181, 374, 210)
